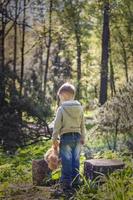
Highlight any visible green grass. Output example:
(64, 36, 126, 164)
(75, 166, 133, 200)
(0, 134, 133, 200)
(75, 153, 133, 200)
(0, 140, 51, 198)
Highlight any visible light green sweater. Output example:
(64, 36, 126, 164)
(52, 100, 86, 141)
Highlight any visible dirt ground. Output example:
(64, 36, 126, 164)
(1, 184, 60, 200)
(1, 183, 75, 200)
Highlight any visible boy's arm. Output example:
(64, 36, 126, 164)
(80, 112, 86, 144)
(52, 107, 62, 148)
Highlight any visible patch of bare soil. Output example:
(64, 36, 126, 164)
(1, 183, 60, 200)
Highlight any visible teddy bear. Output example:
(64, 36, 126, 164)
(44, 146, 60, 171)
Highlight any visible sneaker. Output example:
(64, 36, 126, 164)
(51, 183, 74, 198)
(72, 179, 83, 189)
(52, 187, 65, 198)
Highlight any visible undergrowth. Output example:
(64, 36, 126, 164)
(75, 150, 133, 200)
(0, 140, 51, 198)
(0, 136, 133, 200)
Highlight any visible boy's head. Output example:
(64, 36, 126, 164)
(57, 82, 76, 102)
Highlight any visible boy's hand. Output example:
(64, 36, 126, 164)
(52, 140, 59, 150)
(80, 138, 84, 145)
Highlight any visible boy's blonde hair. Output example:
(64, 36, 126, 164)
(57, 82, 76, 97)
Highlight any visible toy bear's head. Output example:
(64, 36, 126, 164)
(44, 147, 59, 171)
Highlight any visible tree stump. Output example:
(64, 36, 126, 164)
(84, 159, 125, 180)
(32, 159, 50, 186)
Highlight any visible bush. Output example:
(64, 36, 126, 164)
(0, 96, 52, 153)
(95, 78, 133, 150)
(97, 78, 133, 133)
(0, 66, 53, 153)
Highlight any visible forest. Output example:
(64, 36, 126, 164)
(0, 0, 133, 200)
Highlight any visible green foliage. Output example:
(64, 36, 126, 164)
(94, 167, 133, 200)
(0, 141, 51, 198)
(0, 138, 133, 200)
(52, 168, 61, 180)
(93, 150, 120, 160)
(0, 141, 51, 182)
(0, 164, 13, 182)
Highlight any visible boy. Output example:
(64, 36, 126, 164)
(52, 82, 86, 195)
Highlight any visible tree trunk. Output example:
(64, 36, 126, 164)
(20, 0, 26, 97)
(75, 31, 81, 100)
(94, 85, 98, 98)
(0, 4, 5, 107)
(119, 32, 129, 82)
(13, 0, 18, 90)
(110, 58, 116, 97)
(123, 53, 129, 83)
(44, 0, 53, 100)
(39, 43, 44, 92)
(69, 0, 82, 100)
(109, 41, 116, 97)
(99, 1, 110, 105)
(113, 118, 119, 151)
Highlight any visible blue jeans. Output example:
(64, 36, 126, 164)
(59, 132, 81, 186)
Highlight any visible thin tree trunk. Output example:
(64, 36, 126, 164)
(119, 33, 129, 82)
(20, 0, 26, 97)
(44, 0, 53, 99)
(94, 85, 98, 98)
(13, 0, 18, 90)
(110, 59, 116, 97)
(99, 1, 110, 105)
(75, 31, 81, 100)
(69, 0, 82, 100)
(39, 43, 43, 92)
(0, 5, 5, 107)
(113, 118, 119, 151)
(109, 42, 116, 97)
(122, 46, 128, 83)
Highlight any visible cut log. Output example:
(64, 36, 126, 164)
(84, 159, 125, 180)
(32, 159, 50, 186)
